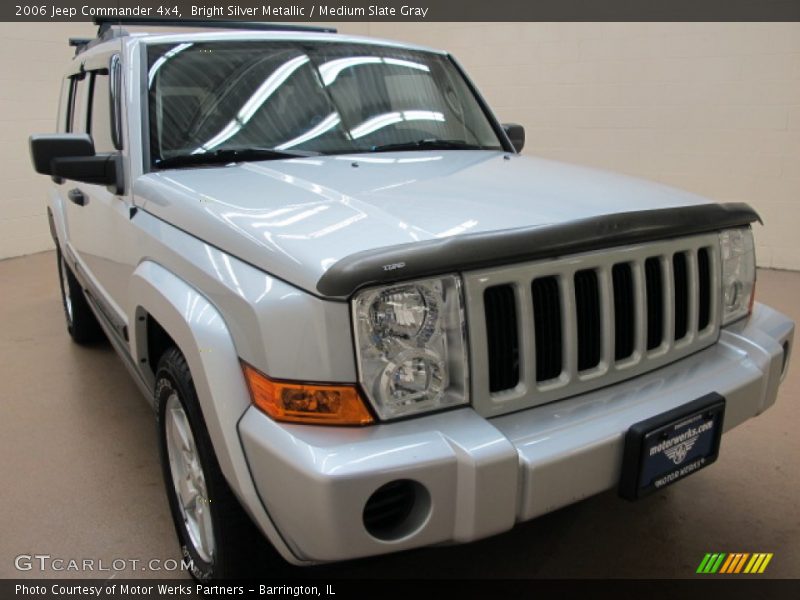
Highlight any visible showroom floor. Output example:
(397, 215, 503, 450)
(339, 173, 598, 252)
(1, 250, 797, 579)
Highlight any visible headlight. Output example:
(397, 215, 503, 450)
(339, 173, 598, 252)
(352, 275, 469, 420)
(719, 227, 756, 325)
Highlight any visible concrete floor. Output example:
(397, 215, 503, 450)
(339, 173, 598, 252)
(1, 250, 798, 579)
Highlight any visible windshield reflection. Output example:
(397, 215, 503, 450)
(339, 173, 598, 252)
(147, 41, 503, 164)
(194, 54, 312, 153)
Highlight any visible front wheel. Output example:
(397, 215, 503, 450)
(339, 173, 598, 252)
(155, 347, 284, 579)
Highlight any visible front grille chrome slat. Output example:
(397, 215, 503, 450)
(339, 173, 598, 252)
(597, 265, 614, 373)
(516, 282, 537, 393)
(631, 260, 647, 363)
(661, 254, 675, 353)
(465, 232, 721, 417)
(560, 275, 578, 382)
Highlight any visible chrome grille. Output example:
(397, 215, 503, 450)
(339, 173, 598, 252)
(465, 233, 720, 417)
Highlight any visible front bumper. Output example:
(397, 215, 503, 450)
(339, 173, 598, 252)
(238, 302, 793, 563)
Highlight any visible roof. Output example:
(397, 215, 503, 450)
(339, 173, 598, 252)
(136, 29, 443, 54)
(76, 25, 445, 57)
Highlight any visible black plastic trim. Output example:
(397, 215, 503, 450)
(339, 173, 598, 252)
(317, 202, 760, 298)
(618, 392, 725, 500)
(447, 54, 515, 154)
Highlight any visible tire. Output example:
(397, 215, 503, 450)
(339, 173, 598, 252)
(155, 347, 285, 580)
(57, 248, 105, 344)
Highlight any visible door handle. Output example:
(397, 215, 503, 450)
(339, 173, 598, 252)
(67, 188, 86, 206)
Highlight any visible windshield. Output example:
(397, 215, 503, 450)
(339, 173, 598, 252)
(146, 41, 504, 166)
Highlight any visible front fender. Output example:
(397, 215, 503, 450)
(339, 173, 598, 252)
(127, 260, 299, 564)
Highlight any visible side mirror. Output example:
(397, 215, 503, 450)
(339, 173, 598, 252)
(502, 123, 525, 153)
(29, 134, 94, 175)
(29, 133, 122, 193)
(51, 154, 122, 191)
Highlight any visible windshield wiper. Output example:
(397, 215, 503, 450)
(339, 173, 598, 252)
(369, 139, 493, 153)
(154, 147, 320, 169)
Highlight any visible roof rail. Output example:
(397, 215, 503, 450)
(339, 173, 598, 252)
(93, 17, 337, 37)
(70, 24, 129, 56)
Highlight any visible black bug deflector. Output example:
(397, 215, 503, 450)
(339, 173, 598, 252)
(316, 202, 760, 298)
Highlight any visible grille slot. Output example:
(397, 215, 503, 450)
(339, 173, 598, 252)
(574, 269, 602, 371)
(697, 247, 711, 330)
(532, 276, 563, 381)
(673, 252, 689, 341)
(484, 285, 519, 393)
(645, 257, 664, 350)
(612, 263, 635, 361)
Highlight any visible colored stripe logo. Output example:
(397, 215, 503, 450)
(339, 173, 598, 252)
(697, 553, 773, 574)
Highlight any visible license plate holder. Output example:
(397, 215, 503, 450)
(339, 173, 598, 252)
(619, 393, 725, 500)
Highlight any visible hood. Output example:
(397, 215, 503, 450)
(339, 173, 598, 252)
(134, 151, 711, 295)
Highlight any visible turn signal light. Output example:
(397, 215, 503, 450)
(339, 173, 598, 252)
(241, 363, 374, 426)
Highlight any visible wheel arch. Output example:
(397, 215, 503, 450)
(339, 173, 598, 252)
(128, 259, 300, 564)
(141, 312, 177, 381)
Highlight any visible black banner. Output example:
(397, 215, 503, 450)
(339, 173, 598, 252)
(4, 0, 800, 22)
(3, 579, 800, 600)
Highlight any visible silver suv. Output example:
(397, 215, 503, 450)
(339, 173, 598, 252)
(30, 19, 794, 579)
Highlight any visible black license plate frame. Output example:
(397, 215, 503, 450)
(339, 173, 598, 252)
(619, 393, 725, 500)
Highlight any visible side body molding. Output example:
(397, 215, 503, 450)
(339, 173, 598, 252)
(127, 260, 298, 563)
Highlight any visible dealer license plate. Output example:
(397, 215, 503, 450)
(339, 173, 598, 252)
(619, 393, 725, 500)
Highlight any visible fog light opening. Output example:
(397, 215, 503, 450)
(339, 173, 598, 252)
(363, 479, 431, 542)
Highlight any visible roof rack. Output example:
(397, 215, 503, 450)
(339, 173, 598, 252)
(93, 17, 337, 37)
(68, 37, 92, 55)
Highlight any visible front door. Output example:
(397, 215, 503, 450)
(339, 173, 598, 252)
(61, 53, 133, 340)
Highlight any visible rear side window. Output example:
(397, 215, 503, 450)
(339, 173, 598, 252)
(69, 75, 88, 133)
(88, 72, 116, 154)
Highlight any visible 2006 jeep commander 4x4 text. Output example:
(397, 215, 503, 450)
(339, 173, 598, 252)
(30, 19, 794, 579)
